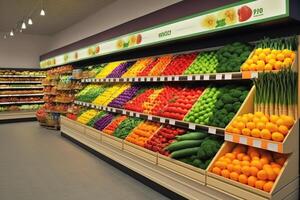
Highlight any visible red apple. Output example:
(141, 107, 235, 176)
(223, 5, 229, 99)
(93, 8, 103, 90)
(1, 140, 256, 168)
(136, 34, 142, 44)
(238, 6, 252, 22)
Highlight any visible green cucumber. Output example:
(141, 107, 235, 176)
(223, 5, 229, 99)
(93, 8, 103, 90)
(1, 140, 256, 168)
(165, 140, 203, 152)
(171, 147, 200, 158)
(175, 131, 208, 141)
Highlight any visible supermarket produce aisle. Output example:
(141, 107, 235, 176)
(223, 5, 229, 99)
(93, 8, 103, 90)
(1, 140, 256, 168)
(0, 122, 170, 200)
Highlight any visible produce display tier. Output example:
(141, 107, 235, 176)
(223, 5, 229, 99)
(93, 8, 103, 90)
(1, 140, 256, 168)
(81, 72, 253, 83)
(0, 101, 44, 105)
(74, 100, 225, 136)
(61, 116, 299, 200)
(45, 110, 67, 114)
(0, 93, 44, 97)
(0, 81, 42, 84)
(0, 86, 44, 90)
(0, 110, 38, 121)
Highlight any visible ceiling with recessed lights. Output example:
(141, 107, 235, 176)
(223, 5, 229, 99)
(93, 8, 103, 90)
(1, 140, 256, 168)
(0, 0, 116, 35)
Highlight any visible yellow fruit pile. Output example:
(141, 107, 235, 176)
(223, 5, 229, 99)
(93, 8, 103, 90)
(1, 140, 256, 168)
(96, 61, 125, 78)
(76, 109, 98, 124)
(226, 112, 294, 142)
(122, 58, 153, 77)
(92, 83, 130, 106)
(241, 48, 295, 71)
(211, 144, 286, 193)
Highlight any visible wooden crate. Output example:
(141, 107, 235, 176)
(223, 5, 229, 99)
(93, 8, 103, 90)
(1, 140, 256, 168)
(101, 133, 123, 149)
(157, 154, 206, 184)
(61, 116, 85, 133)
(84, 125, 101, 141)
(123, 141, 158, 164)
(206, 142, 299, 200)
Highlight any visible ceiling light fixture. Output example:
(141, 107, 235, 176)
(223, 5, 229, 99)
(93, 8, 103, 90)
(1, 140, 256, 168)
(40, 0, 46, 16)
(10, 30, 14, 36)
(21, 21, 27, 29)
(28, 18, 33, 25)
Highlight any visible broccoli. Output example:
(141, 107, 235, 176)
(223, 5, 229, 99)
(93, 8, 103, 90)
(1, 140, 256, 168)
(239, 93, 248, 102)
(221, 94, 234, 104)
(224, 104, 234, 112)
(233, 102, 242, 112)
(192, 159, 203, 168)
(215, 100, 224, 109)
(204, 158, 213, 169)
(197, 139, 221, 160)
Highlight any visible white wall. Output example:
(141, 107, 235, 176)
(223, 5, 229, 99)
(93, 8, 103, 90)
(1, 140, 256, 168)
(0, 32, 51, 68)
(48, 0, 181, 51)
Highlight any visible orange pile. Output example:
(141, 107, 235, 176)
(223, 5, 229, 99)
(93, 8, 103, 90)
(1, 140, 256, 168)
(226, 112, 294, 142)
(241, 48, 295, 71)
(125, 121, 161, 147)
(148, 55, 173, 76)
(211, 144, 286, 192)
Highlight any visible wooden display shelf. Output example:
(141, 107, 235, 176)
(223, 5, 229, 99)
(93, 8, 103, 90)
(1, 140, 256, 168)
(0, 86, 44, 90)
(0, 101, 44, 105)
(0, 110, 37, 120)
(206, 142, 299, 200)
(123, 141, 158, 164)
(157, 154, 206, 185)
(0, 75, 46, 78)
(60, 116, 235, 200)
(84, 125, 101, 141)
(224, 86, 299, 153)
(0, 81, 42, 84)
(101, 133, 123, 150)
(0, 93, 44, 97)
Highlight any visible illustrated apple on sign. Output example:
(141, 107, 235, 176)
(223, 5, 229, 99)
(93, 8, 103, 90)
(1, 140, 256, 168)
(238, 6, 252, 22)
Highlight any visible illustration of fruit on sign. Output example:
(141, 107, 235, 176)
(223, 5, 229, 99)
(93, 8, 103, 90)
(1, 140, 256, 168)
(201, 15, 217, 29)
(64, 54, 69, 62)
(74, 52, 78, 59)
(136, 34, 142, 44)
(238, 6, 252, 22)
(88, 47, 95, 56)
(95, 46, 100, 54)
(129, 35, 137, 46)
(116, 39, 124, 49)
(217, 8, 237, 26)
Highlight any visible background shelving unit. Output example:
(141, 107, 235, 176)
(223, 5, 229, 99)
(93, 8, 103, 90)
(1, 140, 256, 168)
(0, 69, 46, 122)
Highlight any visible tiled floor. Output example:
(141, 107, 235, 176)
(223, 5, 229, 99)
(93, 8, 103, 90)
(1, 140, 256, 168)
(0, 122, 169, 200)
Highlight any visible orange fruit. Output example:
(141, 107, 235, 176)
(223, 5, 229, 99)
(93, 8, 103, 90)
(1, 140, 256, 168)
(225, 153, 236, 160)
(265, 168, 277, 181)
(260, 129, 272, 140)
(241, 160, 250, 166)
(272, 132, 284, 142)
(272, 167, 281, 176)
(251, 128, 261, 138)
(237, 153, 246, 161)
(232, 128, 241, 134)
(241, 63, 249, 71)
(276, 118, 285, 126)
(265, 122, 278, 132)
(226, 125, 234, 133)
(263, 164, 272, 170)
(276, 53, 285, 61)
(252, 55, 259, 63)
(249, 64, 257, 71)
(259, 53, 267, 61)
(260, 157, 270, 165)
(223, 157, 232, 164)
(239, 174, 248, 184)
(246, 59, 254, 65)
(283, 57, 292, 67)
(255, 48, 263, 55)
(256, 60, 265, 71)
(255, 180, 266, 190)
(232, 159, 241, 165)
(240, 116, 249, 124)
(242, 128, 251, 136)
(248, 176, 257, 187)
(232, 120, 239, 128)
(241, 166, 251, 176)
(280, 115, 294, 128)
(251, 160, 263, 170)
(214, 161, 227, 170)
(246, 122, 256, 130)
(247, 113, 255, 121)
(269, 58, 276, 65)
(250, 166, 259, 176)
(260, 116, 269, 123)
(233, 165, 241, 174)
(227, 163, 234, 172)
(270, 162, 281, 169)
(230, 172, 239, 181)
(263, 48, 271, 55)
(278, 125, 289, 135)
(232, 145, 247, 154)
(263, 181, 274, 192)
(257, 170, 268, 180)
(242, 155, 251, 161)
(253, 117, 260, 124)
(274, 61, 282, 70)
(221, 169, 231, 178)
(256, 122, 265, 130)
(212, 167, 221, 175)
(252, 156, 260, 160)
(236, 122, 246, 130)
(270, 115, 279, 123)
(264, 63, 273, 71)
(254, 112, 264, 118)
